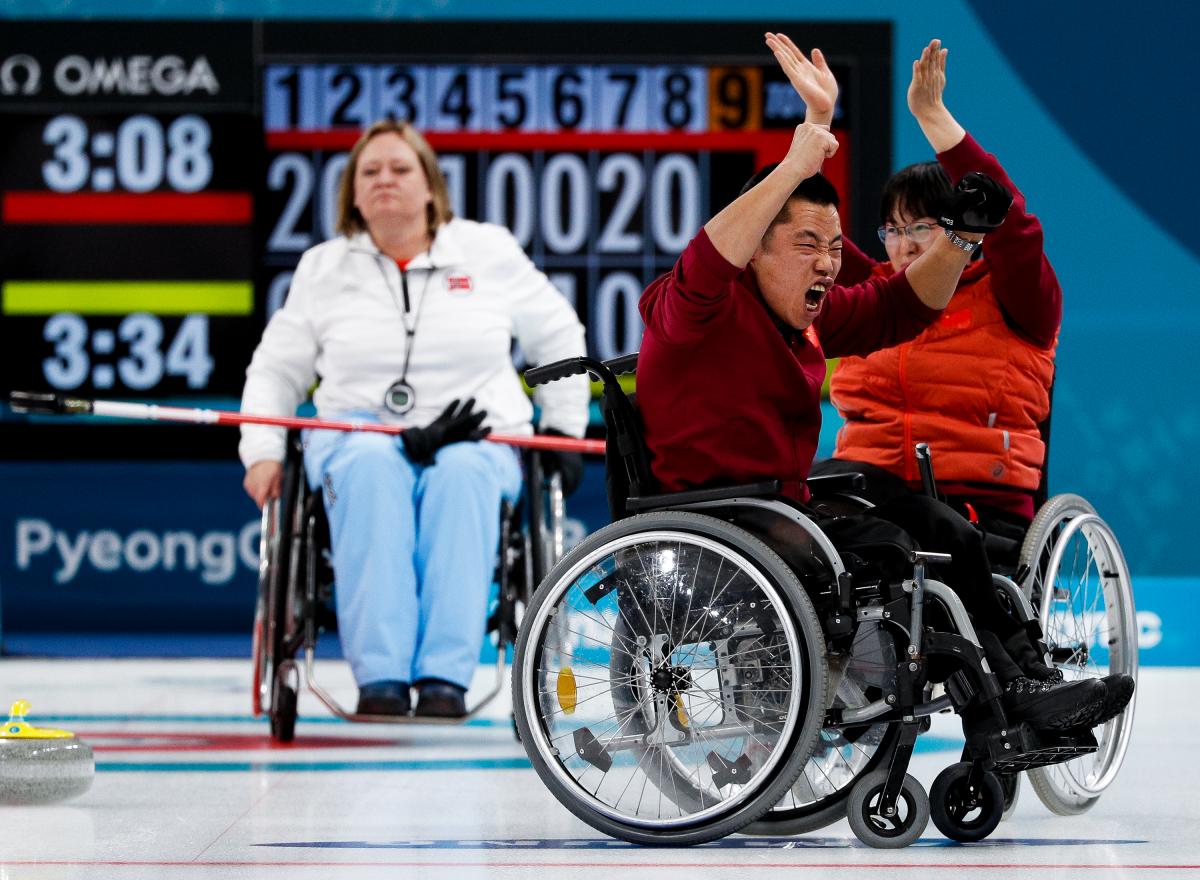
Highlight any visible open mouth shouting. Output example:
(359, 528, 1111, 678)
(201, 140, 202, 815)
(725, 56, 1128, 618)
(805, 279, 831, 314)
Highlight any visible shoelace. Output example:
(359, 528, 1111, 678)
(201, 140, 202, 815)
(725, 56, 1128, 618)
(1005, 676, 1054, 695)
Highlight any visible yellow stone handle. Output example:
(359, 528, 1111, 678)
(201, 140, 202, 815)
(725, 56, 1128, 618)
(2, 699, 75, 739)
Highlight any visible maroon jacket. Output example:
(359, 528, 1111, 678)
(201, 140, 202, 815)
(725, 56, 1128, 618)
(638, 227, 941, 502)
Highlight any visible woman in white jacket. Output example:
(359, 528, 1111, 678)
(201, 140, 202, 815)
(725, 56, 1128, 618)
(240, 120, 589, 718)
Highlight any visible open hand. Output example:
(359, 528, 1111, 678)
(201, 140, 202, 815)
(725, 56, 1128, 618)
(765, 33, 838, 123)
(907, 39, 949, 122)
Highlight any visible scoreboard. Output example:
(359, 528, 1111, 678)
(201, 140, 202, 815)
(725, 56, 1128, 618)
(1, 20, 891, 458)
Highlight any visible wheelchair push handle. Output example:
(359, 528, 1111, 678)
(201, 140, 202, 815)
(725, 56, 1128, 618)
(524, 357, 596, 387)
(524, 353, 637, 391)
(915, 442, 939, 500)
(604, 353, 639, 376)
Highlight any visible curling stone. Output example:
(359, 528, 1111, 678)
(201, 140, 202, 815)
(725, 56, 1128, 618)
(0, 700, 94, 805)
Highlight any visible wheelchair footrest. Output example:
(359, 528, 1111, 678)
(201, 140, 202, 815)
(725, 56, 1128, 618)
(989, 727, 1099, 774)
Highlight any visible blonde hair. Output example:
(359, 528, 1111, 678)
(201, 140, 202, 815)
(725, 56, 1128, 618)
(335, 120, 453, 237)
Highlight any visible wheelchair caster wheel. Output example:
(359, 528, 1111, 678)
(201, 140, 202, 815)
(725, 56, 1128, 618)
(271, 682, 298, 743)
(847, 769, 929, 849)
(1000, 772, 1020, 820)
(930, 762, 1005, 842)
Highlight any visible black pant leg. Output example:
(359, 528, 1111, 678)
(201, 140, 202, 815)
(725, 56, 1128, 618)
(868, 494, 1024, 642)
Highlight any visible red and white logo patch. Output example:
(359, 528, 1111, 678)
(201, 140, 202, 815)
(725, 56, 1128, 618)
(446, 275, 473, 292)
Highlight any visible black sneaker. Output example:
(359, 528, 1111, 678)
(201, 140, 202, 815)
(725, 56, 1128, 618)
(1002, 675, 1107, 732)
(1092, 673, 1135, 727)
(414, 679, 467, 718)
(356, 680, 411, 716)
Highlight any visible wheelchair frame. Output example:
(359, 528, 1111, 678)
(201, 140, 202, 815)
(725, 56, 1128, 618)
(512, 353, 1135, 848)
(251, 430, 564, 740)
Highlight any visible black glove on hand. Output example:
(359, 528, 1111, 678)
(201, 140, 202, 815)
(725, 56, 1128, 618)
(401, 398, 490, 465)
(539, 428, 585, 497)
(938, 171, 1014, 233)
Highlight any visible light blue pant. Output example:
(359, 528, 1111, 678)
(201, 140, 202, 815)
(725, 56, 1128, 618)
(303, 426, 522, 690)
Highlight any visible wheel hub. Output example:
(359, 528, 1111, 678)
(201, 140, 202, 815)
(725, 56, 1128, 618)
(651, 664, 691, 694)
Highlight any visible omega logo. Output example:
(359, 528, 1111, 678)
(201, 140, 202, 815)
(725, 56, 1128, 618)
(0, 55, 41, 95)
(52, 54, 219, 97)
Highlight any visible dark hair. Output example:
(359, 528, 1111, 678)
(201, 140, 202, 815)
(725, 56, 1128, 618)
(740, 164, 840, 205)
(738, 165, 840, 234)
(880, 161, 953, 225)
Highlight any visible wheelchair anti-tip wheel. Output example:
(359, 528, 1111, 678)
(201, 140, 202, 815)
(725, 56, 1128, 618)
(846, 769, 929, 849)
(512, 511, 829, 845)
(929, 762, 1005, 842)
(1019, 494, 1137, 815)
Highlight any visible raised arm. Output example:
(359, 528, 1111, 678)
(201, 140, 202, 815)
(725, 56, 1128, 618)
(703, 123, 838, 268)
(910, 40, 1060, 346)
(908, 39, 966, 154)
(765, 33, 876, 285)
(766, 32, 838, 128)
(701, 34, 840, 267)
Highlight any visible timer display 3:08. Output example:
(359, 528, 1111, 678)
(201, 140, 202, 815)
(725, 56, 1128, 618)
(40, 114, 214, 193)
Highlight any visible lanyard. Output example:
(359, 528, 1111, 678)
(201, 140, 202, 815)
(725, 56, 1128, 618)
(375, 255, 436, 387)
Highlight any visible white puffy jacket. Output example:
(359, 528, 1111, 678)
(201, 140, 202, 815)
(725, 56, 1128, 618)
(239, 218, 589, 468)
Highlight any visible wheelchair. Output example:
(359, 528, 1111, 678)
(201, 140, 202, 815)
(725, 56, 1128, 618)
(511, 354, 1136, 847)
(747, 471, 1138, 833)
(251, 430, 565, 742)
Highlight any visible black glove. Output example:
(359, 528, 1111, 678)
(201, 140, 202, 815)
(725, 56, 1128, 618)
(538, 428, 585, 497)
(401, 398, 490, 464)
(938, 171, 1013, 233)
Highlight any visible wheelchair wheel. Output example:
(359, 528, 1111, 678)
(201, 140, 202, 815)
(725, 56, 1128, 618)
(251, 497, 282, 719)
(250, 445, 305, 742)
(929, 762, 1004, 842)
(1019, 494, 1095, 605)
(271, 678, 298, 743)
(1020, 495, 1137, 815)
(744, 620, 900, 836)
(512, 511, 829, 845)
(846, 769, 929, 849)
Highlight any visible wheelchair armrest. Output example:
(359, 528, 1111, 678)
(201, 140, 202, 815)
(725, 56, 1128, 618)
(626, 480, 783, 512)
(806, 472, 867, 494)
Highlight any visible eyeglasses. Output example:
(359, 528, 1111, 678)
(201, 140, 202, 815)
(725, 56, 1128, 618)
(876, 221, 937, 244)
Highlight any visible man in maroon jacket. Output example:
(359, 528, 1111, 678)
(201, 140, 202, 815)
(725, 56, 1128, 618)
(636, 33, 1114, 733)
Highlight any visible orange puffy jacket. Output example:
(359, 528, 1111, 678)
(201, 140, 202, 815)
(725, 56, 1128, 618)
(830, 259, 1056, 491)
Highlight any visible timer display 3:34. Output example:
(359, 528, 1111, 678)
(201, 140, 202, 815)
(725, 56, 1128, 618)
(39, 313, 214, 391)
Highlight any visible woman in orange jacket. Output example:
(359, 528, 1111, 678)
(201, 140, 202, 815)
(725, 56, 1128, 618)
(813, 40, 1059, 547)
